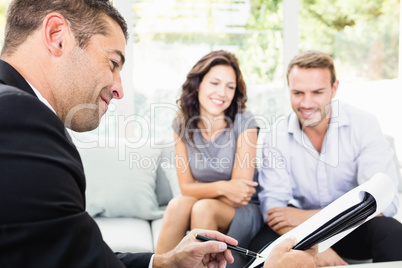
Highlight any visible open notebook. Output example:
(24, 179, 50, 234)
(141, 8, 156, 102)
(246, 173, 396, 268)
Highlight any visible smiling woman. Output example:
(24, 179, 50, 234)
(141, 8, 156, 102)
(154, 50, 264, 267)
(197, 65, 236, 124)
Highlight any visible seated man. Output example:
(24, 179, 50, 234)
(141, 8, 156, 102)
(250, 50, 402, 266)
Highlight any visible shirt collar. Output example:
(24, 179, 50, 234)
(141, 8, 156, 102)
(26, 81, 57, 115)
(330, 100, 350, 127)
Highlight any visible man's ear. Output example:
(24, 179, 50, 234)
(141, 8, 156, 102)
(332, 80, 339, 98)
(42, 13, 71, 57)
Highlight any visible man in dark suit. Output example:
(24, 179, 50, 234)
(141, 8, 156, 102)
(0, 1, 317, 267)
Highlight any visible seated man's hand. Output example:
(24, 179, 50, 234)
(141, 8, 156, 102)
(266, 207, 319, 233)
(153, 229, 235, 268)
(316, 248, 348, 267)
(264, 238, 317, 268)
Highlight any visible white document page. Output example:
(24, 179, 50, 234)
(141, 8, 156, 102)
(248, 173, 396, 268)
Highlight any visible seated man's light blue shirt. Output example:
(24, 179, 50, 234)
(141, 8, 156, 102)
(258, 100, 399, 221)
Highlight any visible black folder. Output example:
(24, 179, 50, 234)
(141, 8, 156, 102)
(245, 192, 377, 268)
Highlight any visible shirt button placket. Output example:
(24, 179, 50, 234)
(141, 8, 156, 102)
(316, 154, 330, 208)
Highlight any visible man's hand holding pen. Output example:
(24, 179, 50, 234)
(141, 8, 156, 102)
(195, 233, 263, 259)
(152, 229, 317, 268)
(152, 229, 235, 268)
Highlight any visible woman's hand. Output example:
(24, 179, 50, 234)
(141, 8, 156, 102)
(220, 179, 257, 207)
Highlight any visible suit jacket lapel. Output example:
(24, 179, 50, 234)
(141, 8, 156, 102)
(0, 59, 36, 96)
(0, 59, 75, 144)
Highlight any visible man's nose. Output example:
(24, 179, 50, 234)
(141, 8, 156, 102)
(111, 72, 124, 99)
(300, 93, 312, 107)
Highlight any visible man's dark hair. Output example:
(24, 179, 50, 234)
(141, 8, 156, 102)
(1, 0, 128, 57)
(287, 50, 337, 86)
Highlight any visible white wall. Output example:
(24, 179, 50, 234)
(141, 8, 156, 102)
(337, 78, 402, 162)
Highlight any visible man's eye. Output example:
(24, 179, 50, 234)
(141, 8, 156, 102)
(111, 61, 119, 71)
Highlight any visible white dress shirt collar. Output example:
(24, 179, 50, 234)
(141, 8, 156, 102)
(26, 81, 57, 115)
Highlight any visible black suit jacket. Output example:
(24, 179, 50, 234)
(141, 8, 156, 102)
(0, 60, 153, 267)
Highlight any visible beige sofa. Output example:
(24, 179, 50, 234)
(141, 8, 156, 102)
(76, 137, 180, 253)
(74, 135, 402, 255)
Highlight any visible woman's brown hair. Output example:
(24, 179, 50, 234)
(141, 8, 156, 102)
(176, 50, 247, 145)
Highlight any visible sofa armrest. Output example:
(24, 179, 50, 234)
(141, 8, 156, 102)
(94, 217, 154, 253)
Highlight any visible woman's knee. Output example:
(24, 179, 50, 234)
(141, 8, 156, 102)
(191, 199, 235, 231)
(166, 196, 197, 216)
(191, 199, 219, 219)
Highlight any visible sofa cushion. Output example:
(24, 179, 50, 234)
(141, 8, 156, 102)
(154, 138, 182, 206)
(155, 166, 173, 207)
(161, 164, 181, 198)
(77, 140, 165, 220)
(94, 217, 154, 253)
(151, 218, 164, 251)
